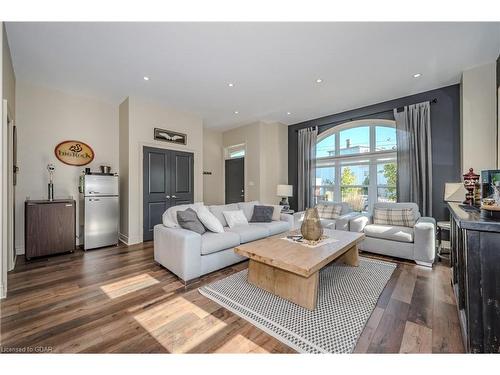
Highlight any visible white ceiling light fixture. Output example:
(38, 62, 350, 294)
(316, 78, 323, 83)
(287, 112, 291, 115)
(234, 111, 239, 114)
(228, 83, 234, 87)
(413, 73, 422, 78)
(143, 76, 150, 81)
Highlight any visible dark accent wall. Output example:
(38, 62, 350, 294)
(288, 84, 461, 221)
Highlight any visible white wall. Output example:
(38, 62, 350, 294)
(222, 121, 288, 204)
(1, 22, 16, 298)
(203, 128, 224, 205)
(260, 121, 288, 205)
(119, 96, 204, 244)
(15, 82, 118, 252)
(119, 98, 129, 238)
(461, 62, 497, 174)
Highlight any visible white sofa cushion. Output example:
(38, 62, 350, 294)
(208, 203, 239, 227)
(237, 201, 260, 221)
(162, 202, 205, 228)
(200, 231, 240, 255)
(223, 210, 249, 228)
(320, 219, 337, 229)
(267, 205, 282, 221)
(196, 205, 224, 233)
(227, 224, 269, 243)
(364, 224, 414, 243)
(254, 220, 290, 235)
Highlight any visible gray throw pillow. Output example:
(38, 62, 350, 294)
(177, 208, 206, 234)
(250, 205, 274, 223)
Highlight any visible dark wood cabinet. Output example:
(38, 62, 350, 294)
(25, 199, 76, 260)
(449, 202, 500, 353)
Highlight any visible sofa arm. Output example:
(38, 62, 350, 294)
(280, 213, 294, 229)
(349, 214, 372, 233)
(413, 217, 436, 265)
(335, 212, 362, 231)
(154, 224, 202, 282)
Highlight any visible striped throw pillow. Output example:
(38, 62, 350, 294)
(373, 208, 416, 228)
(315, 204, 342, 219)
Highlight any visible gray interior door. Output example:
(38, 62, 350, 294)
(225, 157, 244, 203)
(143, 147, 194, 241)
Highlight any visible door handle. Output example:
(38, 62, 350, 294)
(172, 195, 177, 198)
(89, 191, 100, 194)
(166, 195, 171, 199)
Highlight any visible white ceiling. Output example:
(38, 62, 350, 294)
(6, 22, 500, 130)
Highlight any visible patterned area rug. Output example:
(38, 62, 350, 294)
(198, 257, 396, 353)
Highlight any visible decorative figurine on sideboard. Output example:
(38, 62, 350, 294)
(47, 163, 55, 201)
(462, 168, 479, 206)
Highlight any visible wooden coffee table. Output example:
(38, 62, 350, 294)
(234, 229, 365, 310)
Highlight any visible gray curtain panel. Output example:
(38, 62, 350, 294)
(297, 127, 318, 211)
(394, 102, 433, 216)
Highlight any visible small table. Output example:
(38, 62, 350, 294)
(234, 229, 365, 310)
(436, 221, 451, 261)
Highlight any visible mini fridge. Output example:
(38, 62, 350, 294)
(79, 174, 119, 250)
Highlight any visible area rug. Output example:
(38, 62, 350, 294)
(198, 257, 396, 353)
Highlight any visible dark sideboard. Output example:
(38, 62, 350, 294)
(25, 199, 76, 260)
(448, 202, 500, 353)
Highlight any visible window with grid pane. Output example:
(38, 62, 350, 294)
(315, 119, 397, 212)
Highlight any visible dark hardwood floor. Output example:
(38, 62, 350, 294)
(0, 241, 464, 353)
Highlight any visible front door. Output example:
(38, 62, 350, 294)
(143, 147, 194, 241)
(225, 157, 244, 203)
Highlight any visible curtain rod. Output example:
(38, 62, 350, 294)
(294, 98, 438, 133)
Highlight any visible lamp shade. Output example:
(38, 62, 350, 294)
(444, 182, 467, 202)
(277, 184, 293, 197)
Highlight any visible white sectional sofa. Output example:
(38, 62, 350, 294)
(349, 202, 436, 267)
(154, 201, 293, 282)
(293, 201, 360, 231)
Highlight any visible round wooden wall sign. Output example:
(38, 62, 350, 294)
(54, 140, 94, 166)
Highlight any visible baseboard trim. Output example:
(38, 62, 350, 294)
(15, 245, 25, 255)
(119, 233, 142, 246)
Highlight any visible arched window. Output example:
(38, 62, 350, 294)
(315, 119, 397, 211)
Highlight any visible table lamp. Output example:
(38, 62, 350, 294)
(277, 184, 293, 209)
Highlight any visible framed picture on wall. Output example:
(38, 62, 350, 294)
(154, 128, 187, 145)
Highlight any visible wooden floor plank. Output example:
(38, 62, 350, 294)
(399, 321, 433, 353)
(0, 242, 464, 353)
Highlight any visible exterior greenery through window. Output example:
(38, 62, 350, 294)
(315, 119, 397, 212)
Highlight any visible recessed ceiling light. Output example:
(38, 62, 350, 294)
(228, 83, 234, 87)
(316, 78, 323, 83)
(413, 73, 422, 78)
(234, 111, 239, 114)
(143, 76, 150, 81)
(287, 112, 291, 115)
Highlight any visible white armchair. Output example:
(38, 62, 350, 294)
(349, 202, 436, 267)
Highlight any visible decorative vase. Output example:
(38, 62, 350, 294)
(300, 208, 323, 241)
(463, 168, 480, 206)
